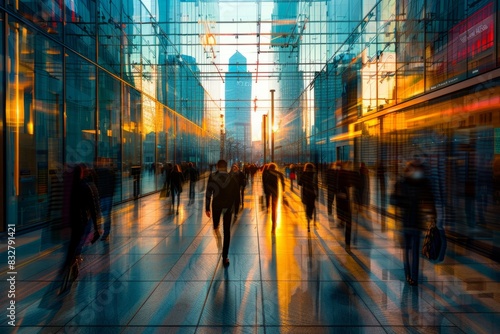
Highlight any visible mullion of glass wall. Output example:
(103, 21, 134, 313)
(97, 69, 122, 203)
(122, 85, 141, 200)
(5, 16, 64, 229)
(98, 0, 122, 76)
(141, 95, 157, 195)
(64, 0, 97, 62)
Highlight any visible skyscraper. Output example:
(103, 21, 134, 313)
(225, 51, 252, 163)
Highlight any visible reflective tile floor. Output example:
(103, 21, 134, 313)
(1, 173, 499, 333)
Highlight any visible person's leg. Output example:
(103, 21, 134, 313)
(271, 195, 278, 232)
(240, 187, 245, 209)
(190, 181, 195, 200)
(176, 191, 180, 213)
(222, 208, 232, 263)
(65, 223, 84, 269)
(403, 232, 411, 281)
(410, 232, 420, 284)
(212, 207, 222, 230)
(100, 196, 112, 238)
(327, 190, 334, 215)
(306, 202, 314, 221)
(75, 219, 92, 262)
(234, 190, 240, 216)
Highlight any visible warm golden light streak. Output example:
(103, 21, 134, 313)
(329, 130, 361, 142)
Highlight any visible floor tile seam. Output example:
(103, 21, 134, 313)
(147, 210, 221, 330)
(252, 182, 269, 334)
(123, 270, 176, 328)
(310, 224, 389, 329)
(189, 197, 264, 332)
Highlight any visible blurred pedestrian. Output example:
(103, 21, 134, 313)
(298, 163, 318, 232)
(391, 161, 435, 286)
(355, 162, 370, 215)
(186, 162, 200, 205)
(336, 162, 355, 251)
(95, 161, 116, 241)
(205, 159, 239, 267)
(265, 163, 285, 233)
(61, 164, 101, 292)
(230, 163, 246, 218)
(289, 164, 296, 191)
(262, 163, 271, 210)
(170, 164, 184, 214)
(326, 162, 340, 216)
(163, 163, 173, 194)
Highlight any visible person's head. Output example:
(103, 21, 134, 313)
(404, 161, 425, 180)
(231, 164, 239, 172)
(188, 162, 193, 168)
(269, 163, 277, 171)
(216, 159, 228, 171)
(73, 164, 85, 181)
(304, 162, 315, 172)
(174, 164, 182, 172)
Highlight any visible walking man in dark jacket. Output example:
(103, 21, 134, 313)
(265, 163, 285, 233)
(205, 160, 239, 267)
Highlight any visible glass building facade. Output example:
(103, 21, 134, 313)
(1, 0, 221, 231)
(225, 51, 252, 164)
(1, 0, 500, 252)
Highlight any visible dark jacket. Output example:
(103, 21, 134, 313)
(95, 167, 116, 198)
(266, 170, 285, 198)
(231, 170, 247, 189)
(70, 178, 101, 228)
(391, 176, 435, 229)
(298, 170, 318, 205)
(205, 171, 239, 211)
(187, 166, 200, 182)
(326, 168, 339, 194)
(336, 169, 355, 222)
(170, 171, 184, 193)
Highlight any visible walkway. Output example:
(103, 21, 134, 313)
(0, 173, 498, 333)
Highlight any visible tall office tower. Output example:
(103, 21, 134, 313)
(225, 51, 253, 163)
(270, 0, 304, 163)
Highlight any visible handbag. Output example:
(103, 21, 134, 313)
(422, 219, 441, 261)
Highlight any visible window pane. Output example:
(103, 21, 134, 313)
(64, 0, 97, 61)
(122, 86, 141, 200)
(142, 95, 156, 194)
(98, 70, 122, 202)
(65, 51, 96, 166)
(5, 18, 63, 228)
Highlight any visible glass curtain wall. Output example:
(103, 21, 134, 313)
(5, 17, 64, 230)
(1, 0, 221, 231)
(97, 70, 122, 203)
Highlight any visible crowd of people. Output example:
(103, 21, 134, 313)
(61, 157, 442, 291)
